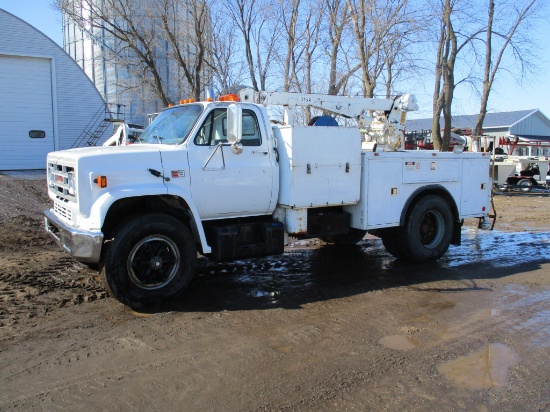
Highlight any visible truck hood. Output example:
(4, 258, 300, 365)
(49, 143, 173, 161)
(47, 144, 184, 176)
(47, 145, 185, 218)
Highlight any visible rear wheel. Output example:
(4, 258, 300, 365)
(399, 195, 453, 263)
(517, 178, 533, 192)
(101, 214, 197, 308)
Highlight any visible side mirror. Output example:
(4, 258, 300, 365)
(227, 103, 242, 144)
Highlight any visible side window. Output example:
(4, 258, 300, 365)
(242, 110, 261, 146)
(194, 109, 227, 146)
(194, 111, 213, 145)
(194, 108, 261, 147)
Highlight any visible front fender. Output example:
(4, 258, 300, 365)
(87, 183, 168, 229)
(399, 184, 458, 226)
(165, 186, 211, 254)
(87, 184, 212, 255)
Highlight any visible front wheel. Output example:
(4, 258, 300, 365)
(399, 195, 453, 263)
(101, 214, 197, 308)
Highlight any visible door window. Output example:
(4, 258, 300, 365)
(194, 108, 261, 146)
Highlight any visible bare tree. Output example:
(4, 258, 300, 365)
(473, 0, 539, 137)
(207, 4, 247, 94)
(431, 0, 456, 151)
(58, 0, 168, 105)
(57, 0, 213, 107)
(380, 3, 424, 98)
(157, 0, 212, 101)
(279, 0, 302, 92)
(347, 0, 411, 98)
(431, 0, 484, 151)
(323, 0, 360, 95)
(224, 0, 281, 91)
(293, 3, 323, 122)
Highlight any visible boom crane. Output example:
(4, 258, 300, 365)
(238, 88, 419, 151)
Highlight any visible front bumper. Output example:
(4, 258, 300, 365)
(44, 210, 104, 263)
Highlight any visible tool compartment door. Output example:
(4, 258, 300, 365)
(273, 125, 361, 208)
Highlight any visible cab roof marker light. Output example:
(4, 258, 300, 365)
(218, 94, 240, 102)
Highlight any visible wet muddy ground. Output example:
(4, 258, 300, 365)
(1, 177, 549, 410)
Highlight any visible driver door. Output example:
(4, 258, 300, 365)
(187, 106, 274, 219)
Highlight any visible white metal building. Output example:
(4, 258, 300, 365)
(0, 9, 109, 170)
(406, 109, 550, 156)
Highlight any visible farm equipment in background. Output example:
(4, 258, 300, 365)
(492, 155, 550, 192)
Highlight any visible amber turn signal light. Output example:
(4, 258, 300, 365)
(94, 176, 107, 188)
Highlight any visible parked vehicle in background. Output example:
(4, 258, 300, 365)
(103, 123, 144, 146)
(492, 155, 550, 192)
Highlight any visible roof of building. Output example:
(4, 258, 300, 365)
(406, 109, 539, 132)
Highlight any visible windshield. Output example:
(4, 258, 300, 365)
(138, 104, 203, 145)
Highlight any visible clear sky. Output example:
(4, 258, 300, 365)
(1, 0, 549, 120)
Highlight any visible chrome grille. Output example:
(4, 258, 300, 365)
(48, 161, 76, 202)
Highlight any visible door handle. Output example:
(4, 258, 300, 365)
(252, 150, 269, 155)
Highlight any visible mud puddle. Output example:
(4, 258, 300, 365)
(182, 229, 550, 311)
(438, 343, 521, 389)
(379, 335, 420, 351)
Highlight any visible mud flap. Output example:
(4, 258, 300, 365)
(451, 220, 463, 246)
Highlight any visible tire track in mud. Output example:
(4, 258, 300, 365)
(0, 236, 107, 328)
(1, 305, 377, 411)
(1, 312, 274, 410)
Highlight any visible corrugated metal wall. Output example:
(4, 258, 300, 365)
(510, 111, 550, 137)
(0, 9, 110, 170)
(0, 55, 55, 169)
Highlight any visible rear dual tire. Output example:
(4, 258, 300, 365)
(381, 195, 453, 263)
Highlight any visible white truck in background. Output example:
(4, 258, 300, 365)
(44, 89, 493, 308)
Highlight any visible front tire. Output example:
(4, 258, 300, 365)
(399, 195, 453, 263)
(101, 214, 197, 308)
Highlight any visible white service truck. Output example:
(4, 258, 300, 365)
(44, 89, 493, 308)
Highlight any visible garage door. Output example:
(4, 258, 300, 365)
(0, 55, 55, 170)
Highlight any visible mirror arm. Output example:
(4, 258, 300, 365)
(202, 142, 226, 170)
